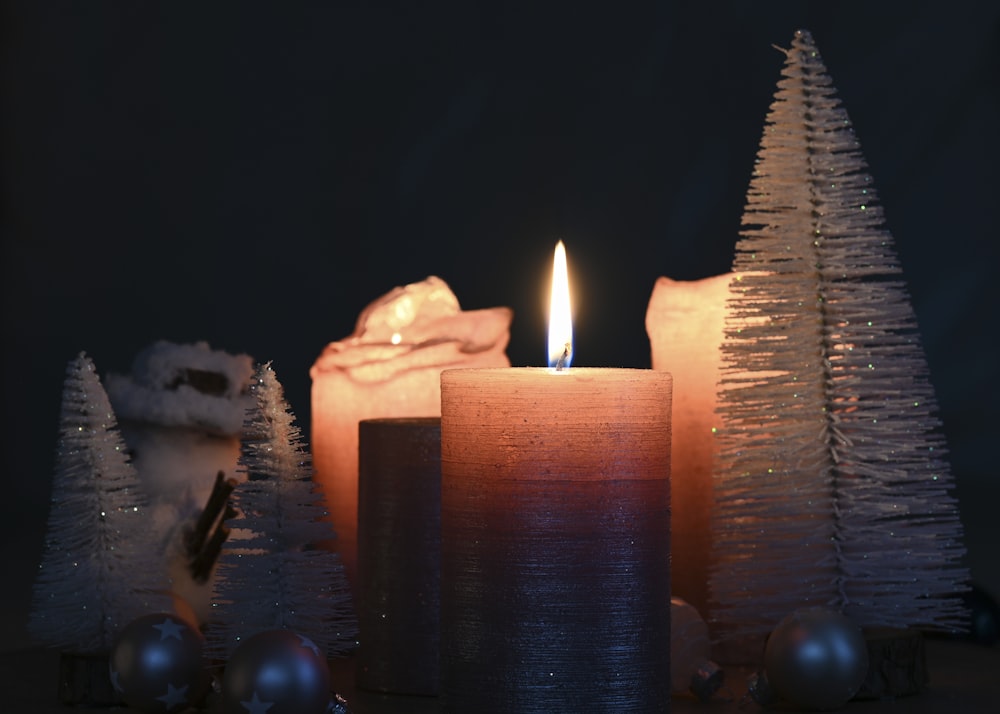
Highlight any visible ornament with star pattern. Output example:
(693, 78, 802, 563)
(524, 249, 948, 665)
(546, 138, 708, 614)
(109, 613, 209, 713)
(221, 629, 332, 714)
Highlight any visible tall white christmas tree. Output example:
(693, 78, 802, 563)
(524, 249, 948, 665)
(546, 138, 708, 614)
(709, 30, 968, 640)
(29, 352, 172, 653)
(208, 362, 357, 659)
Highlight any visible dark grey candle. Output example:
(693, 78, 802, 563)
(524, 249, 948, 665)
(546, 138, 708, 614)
(356, 417, 442, 696)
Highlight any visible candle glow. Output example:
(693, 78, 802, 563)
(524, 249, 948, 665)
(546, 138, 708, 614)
(310, 277, 512, 596)
(548, 240, 573, 370)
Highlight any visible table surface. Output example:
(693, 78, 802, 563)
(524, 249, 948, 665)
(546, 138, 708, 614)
(4, 638, 999, 713)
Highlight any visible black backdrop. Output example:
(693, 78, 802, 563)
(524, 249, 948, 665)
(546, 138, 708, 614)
(2, 1, 997, 649)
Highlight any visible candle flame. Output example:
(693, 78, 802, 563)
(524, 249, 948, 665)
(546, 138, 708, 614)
(548, 240, 573, 369)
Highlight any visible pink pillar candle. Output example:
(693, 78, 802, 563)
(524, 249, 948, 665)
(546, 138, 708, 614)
(440, 367, 672, 713)
(311, 277, 511, 592)
(645, 273, 733, 618)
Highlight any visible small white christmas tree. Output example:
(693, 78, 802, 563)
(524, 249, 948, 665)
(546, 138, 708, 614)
(29, 352, 172, 653)
(709, 30, 968, 640)
(208, 362, 357, 659)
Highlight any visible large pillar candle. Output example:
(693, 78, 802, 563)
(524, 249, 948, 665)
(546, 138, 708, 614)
(645, 273, 734, 619)
(311, 276, 511, 593)
(440, 367, 673, 713)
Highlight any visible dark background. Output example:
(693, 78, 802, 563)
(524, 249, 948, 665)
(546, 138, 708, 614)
(2, 2, 997, 650)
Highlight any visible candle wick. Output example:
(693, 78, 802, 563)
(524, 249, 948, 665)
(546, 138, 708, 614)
(555, 342, 571, 371)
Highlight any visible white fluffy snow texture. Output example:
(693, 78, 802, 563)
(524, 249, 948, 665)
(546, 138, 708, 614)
(107, 340, 254, 435)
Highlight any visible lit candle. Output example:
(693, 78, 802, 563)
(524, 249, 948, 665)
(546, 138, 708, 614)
(440, 243, 673, 713)
(310, 277, 512, 594)
(645, 273, 732, 619)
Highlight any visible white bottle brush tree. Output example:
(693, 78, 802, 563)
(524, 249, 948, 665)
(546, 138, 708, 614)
(29, 352, 172, 653)
(208, 362, 357, 659)
(709, 30, 968, 640)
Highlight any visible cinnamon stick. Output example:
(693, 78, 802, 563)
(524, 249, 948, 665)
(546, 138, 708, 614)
(185, 471, 237, 557)
(190, 524, 232, 583)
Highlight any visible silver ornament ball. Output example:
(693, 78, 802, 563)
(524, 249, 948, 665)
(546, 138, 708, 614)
(222, 629, 331, 714)
(109, 612, 208, 713)
(764, 607, 869, 710)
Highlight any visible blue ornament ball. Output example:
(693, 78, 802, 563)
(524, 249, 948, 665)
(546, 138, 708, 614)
(222, 629, 331, 714)
(764, 607, 869, 710)
(109, 612, 209, 713)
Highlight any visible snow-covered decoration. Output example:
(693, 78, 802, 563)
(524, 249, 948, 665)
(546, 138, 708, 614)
(107, 340, 254, 436)
(29, 352, 172, 653)
(709, 30, 968, 640)
(106, 340, 254, 626)
(209, 362, 357, 660)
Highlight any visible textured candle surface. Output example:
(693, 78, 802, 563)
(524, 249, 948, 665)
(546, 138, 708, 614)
(356, 417, 441, 696)
(310, 277, 511, 592)
(440, 367, 672, 713)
